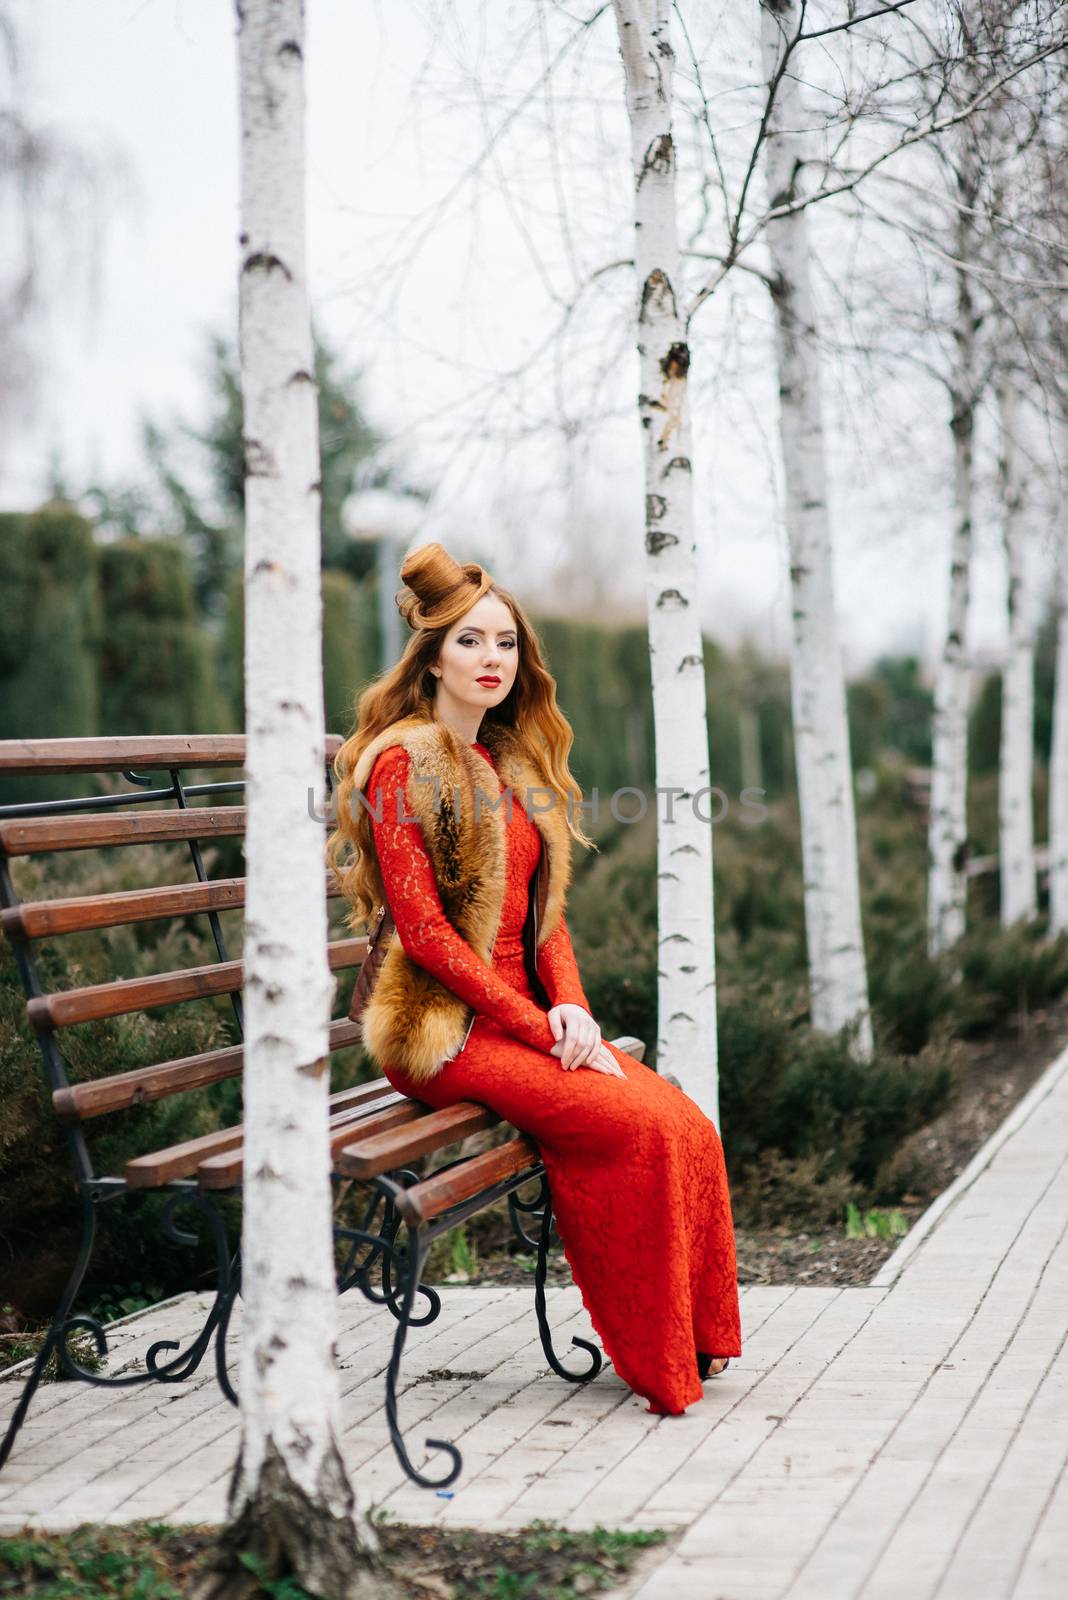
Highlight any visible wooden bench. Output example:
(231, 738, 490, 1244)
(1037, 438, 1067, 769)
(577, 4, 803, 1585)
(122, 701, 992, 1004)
(0, 735, 645, 1489)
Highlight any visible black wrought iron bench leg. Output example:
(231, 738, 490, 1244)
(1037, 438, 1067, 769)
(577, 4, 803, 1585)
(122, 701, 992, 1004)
(332, 1173, 460, 1488)
(335, 1172, 442, 1327)
(382, 1219, 462, 1490)
(0, 1185, 237, 1473)
(213, 1249, 242, 1406)
(533, 1173, 602, 1382)
(0, 1186, 98, 1471)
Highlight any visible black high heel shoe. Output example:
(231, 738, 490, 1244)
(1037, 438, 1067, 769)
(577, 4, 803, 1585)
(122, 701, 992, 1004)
(697, 1351, 731, 1380)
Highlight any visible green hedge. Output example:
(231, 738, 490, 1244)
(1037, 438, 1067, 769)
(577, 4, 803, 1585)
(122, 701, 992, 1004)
(97, 538, 225, 734)
(0, 504, 100, 804)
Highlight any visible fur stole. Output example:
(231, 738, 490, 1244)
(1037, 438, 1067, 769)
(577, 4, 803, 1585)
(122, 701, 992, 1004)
(347, 712, 574, 1082)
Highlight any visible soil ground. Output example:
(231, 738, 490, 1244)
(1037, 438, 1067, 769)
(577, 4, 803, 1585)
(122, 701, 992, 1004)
(0, 1518, 671, 1599)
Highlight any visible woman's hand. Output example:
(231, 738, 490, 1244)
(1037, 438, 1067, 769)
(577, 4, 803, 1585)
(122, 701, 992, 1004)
(547, 1004, 625, 1078)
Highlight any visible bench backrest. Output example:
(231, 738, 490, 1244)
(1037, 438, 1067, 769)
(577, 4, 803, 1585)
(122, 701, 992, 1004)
(0, 736, 366, 1185)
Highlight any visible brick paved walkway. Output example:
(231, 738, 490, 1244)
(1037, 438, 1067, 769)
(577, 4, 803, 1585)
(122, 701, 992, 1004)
(2, 1044, 1066, 1598)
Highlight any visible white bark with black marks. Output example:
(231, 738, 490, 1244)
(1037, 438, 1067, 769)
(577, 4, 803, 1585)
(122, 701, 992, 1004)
(1049, 423, 1068, 935)
(199, 3, 392, 1595)
(996, 378, 1037, 926)
(759, 0, 873, 1060)
(927, 140, 981, 959)
(611, 0, 720, 1123)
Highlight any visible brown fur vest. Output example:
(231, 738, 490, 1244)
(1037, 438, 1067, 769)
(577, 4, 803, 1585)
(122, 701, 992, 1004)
(347, 713, 575, 1083)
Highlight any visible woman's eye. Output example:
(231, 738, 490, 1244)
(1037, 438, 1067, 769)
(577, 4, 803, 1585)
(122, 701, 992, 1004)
(462, 638, 514, 648)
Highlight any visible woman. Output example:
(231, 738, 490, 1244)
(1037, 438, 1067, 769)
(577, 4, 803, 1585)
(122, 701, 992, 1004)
(327, 542, 741, 1416)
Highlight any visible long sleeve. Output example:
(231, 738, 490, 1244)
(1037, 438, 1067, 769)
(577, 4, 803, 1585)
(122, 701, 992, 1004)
(369, 746, 558, 1053)
(538, 912, 592, 1012)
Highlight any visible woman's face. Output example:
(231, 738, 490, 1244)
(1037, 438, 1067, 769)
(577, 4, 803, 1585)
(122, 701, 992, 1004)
(433, 593, 519, 714)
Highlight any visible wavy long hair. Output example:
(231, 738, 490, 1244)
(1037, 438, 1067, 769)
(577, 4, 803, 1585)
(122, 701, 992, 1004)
(326, 542, 597, 932)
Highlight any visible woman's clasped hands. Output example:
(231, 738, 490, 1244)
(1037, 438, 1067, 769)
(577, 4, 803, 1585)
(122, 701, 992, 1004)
(546, 1004, 625, 1077)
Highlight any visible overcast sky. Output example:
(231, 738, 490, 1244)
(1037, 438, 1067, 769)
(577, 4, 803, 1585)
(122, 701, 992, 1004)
(5, 0, 1048, 677)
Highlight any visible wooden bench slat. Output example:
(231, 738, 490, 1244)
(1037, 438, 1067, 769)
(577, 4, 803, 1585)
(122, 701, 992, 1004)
(125, 1079, 394, 1188)
(335, 1102, 500, 1180)
(2, 872, 342, 940)
(395, 1135, 539, 1226)
(0, 734, 342, 775)
(3, 878, 246, 940)
(52, 1018, 366, 1123)
(0, 807, 249, 857)
(27, 937, 367, 1030)
(196, 1097, 424, 1191)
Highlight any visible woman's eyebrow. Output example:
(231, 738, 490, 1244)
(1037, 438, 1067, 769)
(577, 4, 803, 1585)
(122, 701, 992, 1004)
(460, 627, 517, 637)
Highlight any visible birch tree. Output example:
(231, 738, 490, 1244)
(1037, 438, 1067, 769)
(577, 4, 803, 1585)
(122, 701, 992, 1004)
(198, 3, 397, 1594)
(1017, 74, 1068, 937)
(995, 370, 1038, 924)
(1050, 430, 1068, 932)
(926, 122, 983, 956)
(610, 0, 720, 1123)
(757, 0, 873, 1059)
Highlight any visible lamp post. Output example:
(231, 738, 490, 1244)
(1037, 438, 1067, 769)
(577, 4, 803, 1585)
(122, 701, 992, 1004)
(341, 489, 424, 672)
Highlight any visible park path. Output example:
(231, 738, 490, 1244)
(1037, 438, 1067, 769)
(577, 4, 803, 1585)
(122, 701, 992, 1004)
(2, 1045, 1066, 1599)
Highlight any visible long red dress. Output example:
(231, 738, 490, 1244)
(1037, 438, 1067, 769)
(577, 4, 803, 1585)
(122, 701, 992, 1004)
(369, 738, 742, 1415)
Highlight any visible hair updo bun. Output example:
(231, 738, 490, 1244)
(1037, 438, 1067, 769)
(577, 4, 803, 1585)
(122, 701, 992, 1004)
(397, 541, 495, 630)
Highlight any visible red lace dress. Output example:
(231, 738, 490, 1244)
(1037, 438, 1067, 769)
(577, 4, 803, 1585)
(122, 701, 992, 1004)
(368, 739, 741, 1415)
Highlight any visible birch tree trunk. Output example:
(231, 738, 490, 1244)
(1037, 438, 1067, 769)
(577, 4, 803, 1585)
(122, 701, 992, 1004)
(758, 0, 873, 1060)
(996, 376, 1037, 925)
(611, 0, 720, 1124)
(199, 3, 392, 1594)
(1050, 421, 1068, 934)
(927, 146, 981, 958)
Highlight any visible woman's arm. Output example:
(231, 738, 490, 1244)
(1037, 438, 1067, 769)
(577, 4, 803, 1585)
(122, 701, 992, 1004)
(538, 912, 592, 1012)
(368, 746, 558, 1053)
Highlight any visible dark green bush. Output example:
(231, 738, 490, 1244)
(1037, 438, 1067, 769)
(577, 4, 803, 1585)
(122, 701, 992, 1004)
(1, 826, 379, 1317)
(969, 672, 1001, 776)
(717, 983, 958, 1220)
(713, 798, 805, 965)
(868, 655, 934, 765)
(868, 941, 951, 1055)
(731, 1149, 855, 1228)
(0, 844, 241, 1313)
(859, 803, 950, 1054)
(952, 920, 1068, 1037)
